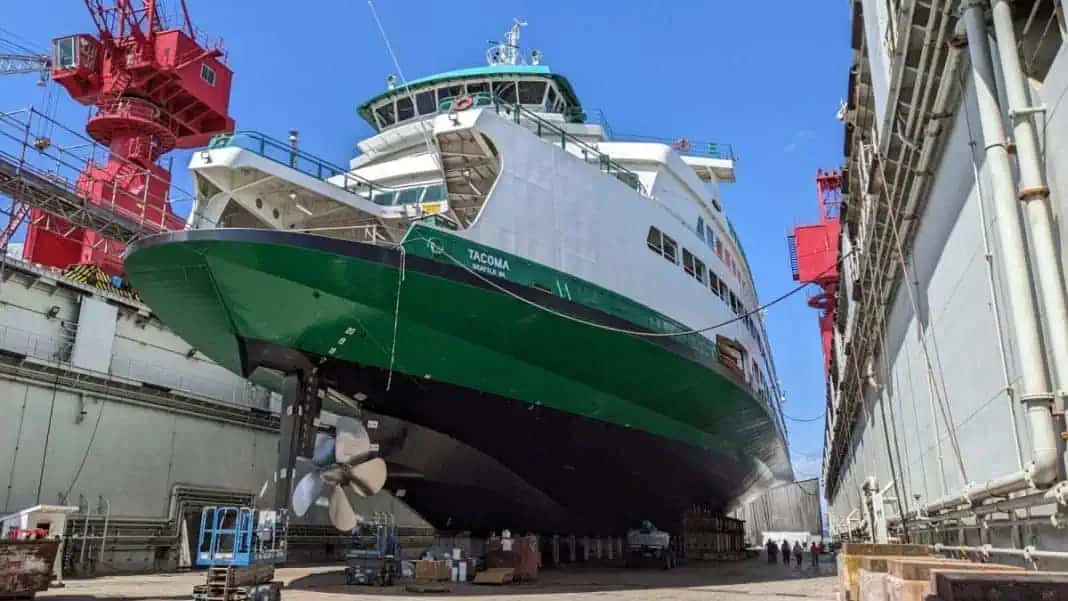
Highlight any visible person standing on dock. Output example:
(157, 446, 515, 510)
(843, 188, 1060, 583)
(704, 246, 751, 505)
(780, 540, 790, 565)
(766, 539, 777, 564)
(793, 541, 803, 567)
(809, 541, 819, 569)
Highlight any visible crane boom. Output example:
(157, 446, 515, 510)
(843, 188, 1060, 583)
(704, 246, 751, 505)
(0, 54, 50, 83)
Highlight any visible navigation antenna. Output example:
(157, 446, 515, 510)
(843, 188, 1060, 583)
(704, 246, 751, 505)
(487, 18, 528, 66)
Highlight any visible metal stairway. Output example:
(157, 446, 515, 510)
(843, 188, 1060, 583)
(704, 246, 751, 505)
(434, 128, 500, 228)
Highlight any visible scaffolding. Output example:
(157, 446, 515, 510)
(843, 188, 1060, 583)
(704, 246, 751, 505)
(0, 107, 207, 265)
(824, 0, 965, 499)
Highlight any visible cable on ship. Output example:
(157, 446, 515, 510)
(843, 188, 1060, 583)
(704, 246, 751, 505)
(408, 234, 857, 339)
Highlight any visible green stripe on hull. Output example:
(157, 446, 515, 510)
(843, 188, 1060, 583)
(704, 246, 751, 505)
(125, 227, 783, 462)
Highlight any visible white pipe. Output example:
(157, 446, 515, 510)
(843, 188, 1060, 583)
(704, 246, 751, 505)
(958, 0, 1058, 496)
(928, 485, 1068, 521)
(98, 498, 110, 564)
(896, 0, 955, 227)
(934, 543, 1068, 561)
(969, 91, 1027, 471)
(991, 0, 1068, 478)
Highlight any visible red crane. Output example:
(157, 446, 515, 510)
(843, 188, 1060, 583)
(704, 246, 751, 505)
(787, 169, 843, 378)
(21, 0, 234, 276)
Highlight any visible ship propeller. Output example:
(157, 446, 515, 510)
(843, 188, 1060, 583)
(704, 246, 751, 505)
(290, 417, 388, 531)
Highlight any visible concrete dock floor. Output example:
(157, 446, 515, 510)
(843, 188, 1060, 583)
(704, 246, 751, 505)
(39, 557, 837, 600)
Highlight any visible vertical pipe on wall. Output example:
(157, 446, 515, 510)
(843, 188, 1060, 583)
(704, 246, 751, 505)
(990, 0, 1068, 478)
(923, 1, 1060, 511)
(967, 97, 1026, 469)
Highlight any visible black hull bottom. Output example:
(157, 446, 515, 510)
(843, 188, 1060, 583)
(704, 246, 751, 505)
(248, 340, 769, 537)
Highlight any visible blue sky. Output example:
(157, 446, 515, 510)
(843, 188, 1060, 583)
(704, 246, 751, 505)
(1, 1, 850, 481)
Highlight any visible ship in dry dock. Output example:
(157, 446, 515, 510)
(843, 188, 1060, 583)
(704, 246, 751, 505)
(795, 0, 1068, 560)
(123, 20, 795, 535)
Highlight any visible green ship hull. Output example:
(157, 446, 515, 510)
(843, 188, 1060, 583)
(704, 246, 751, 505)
(124, 223, 792, 534)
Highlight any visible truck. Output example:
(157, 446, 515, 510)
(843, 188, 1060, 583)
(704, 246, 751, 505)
(625, 520, 676, 569)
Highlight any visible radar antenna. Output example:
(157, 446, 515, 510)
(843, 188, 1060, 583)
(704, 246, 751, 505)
(486, 18, 527, 66)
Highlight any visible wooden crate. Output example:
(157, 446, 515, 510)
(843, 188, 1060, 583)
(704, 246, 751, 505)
(842, 543, 931, 556)
(888, 557, 1021, 581)
(858, 569, 888, 601)
(842, 555, 932, 601)
(930, 570, 1068, 601)
(839, 545, 933, 601)
(884, 574, 929, 601)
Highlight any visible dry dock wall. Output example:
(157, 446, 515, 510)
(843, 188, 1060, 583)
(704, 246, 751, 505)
(0, 262, 430, 573)
(730, 478, 822, 545)
(828, 0, 1068, 559)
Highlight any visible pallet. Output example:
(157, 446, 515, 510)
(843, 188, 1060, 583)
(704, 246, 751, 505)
(193, 565, 279, 601)
(473, 568, 515, 585)
(405, 582, 451, 593)
(192, 580, 282, 601)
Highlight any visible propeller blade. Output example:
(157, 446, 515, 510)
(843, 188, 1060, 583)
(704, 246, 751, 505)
(346, 457, 388, 497)
(328, 485, 362, 531)
(311, 433, 336, 467)
(334, 417, 372, 464)
(291, 471, 325, 518)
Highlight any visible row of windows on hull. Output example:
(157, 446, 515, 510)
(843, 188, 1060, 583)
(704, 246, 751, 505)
(373, 79, 568, 129)
(646, 226, 762, 345)
(695, 216, 748, 296)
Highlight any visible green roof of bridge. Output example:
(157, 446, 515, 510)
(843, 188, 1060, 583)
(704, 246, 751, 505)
(356, 65, 582, 127)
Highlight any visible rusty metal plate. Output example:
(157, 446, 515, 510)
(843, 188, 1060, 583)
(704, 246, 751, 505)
(0, 539, 60, 597)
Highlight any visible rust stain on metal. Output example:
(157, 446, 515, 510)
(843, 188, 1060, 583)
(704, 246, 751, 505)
(0, 539, 60, 597)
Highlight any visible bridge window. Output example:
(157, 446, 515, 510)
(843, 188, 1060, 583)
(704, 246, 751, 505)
(439, 85, 464, 103)
(466, 82, 489, 95)
(493, 81, 518, 103)
(200, 63, 216, 86)
(375, 103, 396, 128)
(546, 86, 558, 111)
(416, 91, 436, 115)
(518, 81, 547, 104)
(396, 96, 415, 122)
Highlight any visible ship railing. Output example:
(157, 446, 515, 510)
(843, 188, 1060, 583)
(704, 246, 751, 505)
(482, 98, 648, 195)
(207, 130, 398, 207)
(579, 108, 736, 160)
(431, 92, 646, 194)
(613, 134, 735, 161)
(0, 320, 267, 408)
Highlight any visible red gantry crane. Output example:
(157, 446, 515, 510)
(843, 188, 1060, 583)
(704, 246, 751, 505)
(16, 0, 234, 276)
(787, 169, 843, 379)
